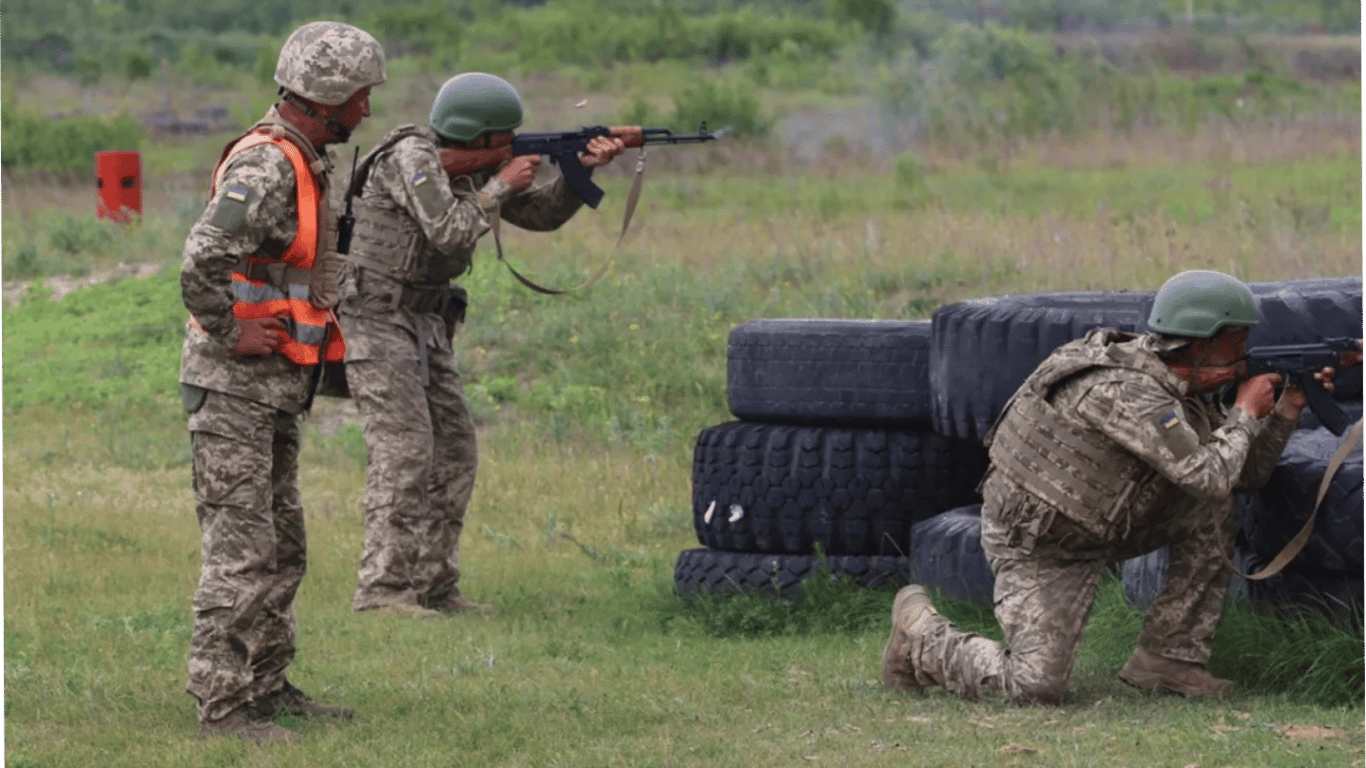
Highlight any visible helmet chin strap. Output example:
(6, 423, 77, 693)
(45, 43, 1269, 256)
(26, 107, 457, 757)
(280, 89, 352, 143)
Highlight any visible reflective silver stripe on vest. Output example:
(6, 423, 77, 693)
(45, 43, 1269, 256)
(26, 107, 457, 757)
(230, 282, 327, 346)
(232, 280, 313, 305)
(294, 321, 326, 347)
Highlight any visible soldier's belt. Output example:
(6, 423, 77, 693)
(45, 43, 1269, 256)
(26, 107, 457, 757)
(400, 283, 456, 314)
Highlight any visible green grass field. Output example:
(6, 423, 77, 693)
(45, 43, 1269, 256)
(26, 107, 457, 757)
(4, 56, 1363, 766)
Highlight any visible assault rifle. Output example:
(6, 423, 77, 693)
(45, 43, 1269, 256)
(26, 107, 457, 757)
(439, 123, 721, 208)
(1245, 337, 1361, 435)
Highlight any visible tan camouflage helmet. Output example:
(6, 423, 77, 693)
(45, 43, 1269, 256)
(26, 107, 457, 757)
(275, 21, 386, 106)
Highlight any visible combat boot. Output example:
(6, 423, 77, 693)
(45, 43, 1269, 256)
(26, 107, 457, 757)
(1118, 647, 1231, 698)
(881, 584, 939, 692)
(197, 707, 301, 744)
(269, 681, 354, 720)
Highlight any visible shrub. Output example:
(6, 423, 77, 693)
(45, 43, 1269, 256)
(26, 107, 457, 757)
(1, 111, 142, 173)
(47, 213, 116, 257)
(363, 0, 466, 60)
(671, 80, 771, 139)
(121, 44, 156, 80)
(826, 0, 897, 37)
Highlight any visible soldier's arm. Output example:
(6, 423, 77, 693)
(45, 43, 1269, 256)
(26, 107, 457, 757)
(375, 138, 489, 261)
(180, 149, 295, 350)
(1234, 409, 1296, 490)
(498, 166, 587, 232)
(1075, 379, 1261, 501)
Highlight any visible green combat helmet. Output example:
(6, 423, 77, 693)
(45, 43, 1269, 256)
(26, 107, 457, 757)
(1146, 269, 1259, 338)
(275, 21, 386, 106)
(429, 73, 524, 143)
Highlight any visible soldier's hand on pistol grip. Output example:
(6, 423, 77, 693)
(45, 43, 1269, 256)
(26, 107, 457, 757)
(1274, 365, 1342, 419)
(1233, 372, 1281, 419)
(232, 316, 288, 357)
(579, 136, 626, 169)
(496, 154, 540, 192)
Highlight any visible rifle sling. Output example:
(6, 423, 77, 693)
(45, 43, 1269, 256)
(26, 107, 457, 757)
(491, 147, 647, 296)
(1225, 418, 1363, 581)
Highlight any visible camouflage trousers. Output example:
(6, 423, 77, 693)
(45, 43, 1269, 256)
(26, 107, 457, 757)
(186, 390, 306, 723)
(907, 473, 1237, 705)
(347, 342, 478, 610)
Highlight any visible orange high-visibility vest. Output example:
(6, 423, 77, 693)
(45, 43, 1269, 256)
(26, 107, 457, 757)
(204, 128, 345, 365)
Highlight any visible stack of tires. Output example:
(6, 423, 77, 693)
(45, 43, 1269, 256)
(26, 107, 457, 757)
(674, 319, 989, 598)
(674, 277, 1362, 618)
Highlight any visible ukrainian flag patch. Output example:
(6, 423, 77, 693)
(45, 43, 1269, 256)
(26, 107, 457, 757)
(210, 184, 251, 232)
(413, 170, 430, 187)
(1158, 411, 1180, 430)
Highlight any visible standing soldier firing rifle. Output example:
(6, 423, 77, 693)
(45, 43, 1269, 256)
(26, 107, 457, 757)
(335, 73, 629, 619)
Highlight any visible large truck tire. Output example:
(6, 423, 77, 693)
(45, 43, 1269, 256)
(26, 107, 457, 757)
(1120, 544, 1254, 612)
(1246, 277, 1362, 402)
(672, 547, 909, 600)
(929, 291, 1155, 441)
(726, 318, 934, 428)
(1240, 426, 1362, 577)
(692, 422, 988, 556)
(928, 278, 1362, 442)
(908, 505, 995, 605)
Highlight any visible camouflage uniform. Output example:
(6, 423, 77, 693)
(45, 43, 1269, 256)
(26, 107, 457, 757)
(180, 109, 333, 723)
(339, 124, 586, 611)
(899, 329, 1295, 705)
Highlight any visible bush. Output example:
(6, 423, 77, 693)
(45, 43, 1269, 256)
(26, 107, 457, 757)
(1, 111, 142, 173)
(671, 80, 771, 139)
(618, 94, 670, 128)
(121, 44, 156, 80)
(47, 212, 117, 258)
(475, 0, 853, 69)
(363, 0, 466, 60)
(826, 0, 897, 37)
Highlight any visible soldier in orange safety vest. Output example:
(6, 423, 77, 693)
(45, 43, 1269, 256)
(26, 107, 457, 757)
(177, 21, 384, 744)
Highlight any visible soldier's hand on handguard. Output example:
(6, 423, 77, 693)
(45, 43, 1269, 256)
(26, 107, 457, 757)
(579, 136, 626, 169)
(232, 316, 288, 357)
(1233, 372, 1280, 419)
(1340, 339, 1364, 369)
(495, 155, 540, 192)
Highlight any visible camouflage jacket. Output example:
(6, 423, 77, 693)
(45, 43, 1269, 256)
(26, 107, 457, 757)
(337, 124, 587, 361)
(179, 108, 334, 414)
(981, 329, 1296, 559)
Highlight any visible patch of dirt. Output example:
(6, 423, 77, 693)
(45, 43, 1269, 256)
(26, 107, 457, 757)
(3, 261, 165, 307)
